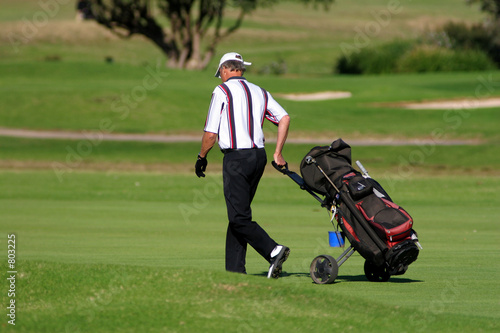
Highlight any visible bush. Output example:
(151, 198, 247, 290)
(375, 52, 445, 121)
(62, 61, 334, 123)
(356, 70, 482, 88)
(442, 21, 493, 50)
(433, 20, 500, 66)
(396, 45, 496, 73)
(335, 35, 498, 75)
(335, 40, 414, 74)
(258, 58, 287, 75)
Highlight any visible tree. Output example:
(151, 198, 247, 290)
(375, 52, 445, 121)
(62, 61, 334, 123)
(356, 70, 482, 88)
(466, 0, 500, 65)
(467, 0, 500, 19)
(90, 0, 333, 70)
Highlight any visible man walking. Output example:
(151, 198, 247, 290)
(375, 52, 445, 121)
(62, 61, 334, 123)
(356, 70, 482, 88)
(195, 52, 290, 278)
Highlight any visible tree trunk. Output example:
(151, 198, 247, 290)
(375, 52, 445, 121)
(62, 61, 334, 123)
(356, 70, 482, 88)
(186, 29, 202, 69)
(90, 0, 254, 70)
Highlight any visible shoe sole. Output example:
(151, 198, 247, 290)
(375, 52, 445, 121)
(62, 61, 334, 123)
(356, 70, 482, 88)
(268, 247, 290, 279)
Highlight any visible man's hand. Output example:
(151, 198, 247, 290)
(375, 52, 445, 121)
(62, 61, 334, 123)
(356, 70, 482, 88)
(273, 152, 286, 167)
(195, 155, 207, 177)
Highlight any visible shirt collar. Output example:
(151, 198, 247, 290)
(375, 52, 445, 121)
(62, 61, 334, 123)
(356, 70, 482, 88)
(226, 76, 246, 81)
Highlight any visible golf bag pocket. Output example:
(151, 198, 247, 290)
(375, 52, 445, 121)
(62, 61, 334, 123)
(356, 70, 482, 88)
(337, 206, 385, 266)
(344, 173, 373, 200)
(356, 195, 413, 245)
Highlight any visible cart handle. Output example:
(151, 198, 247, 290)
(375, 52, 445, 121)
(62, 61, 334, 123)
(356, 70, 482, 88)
(271, 161, 289, 174)
(271, 161, 326, 206)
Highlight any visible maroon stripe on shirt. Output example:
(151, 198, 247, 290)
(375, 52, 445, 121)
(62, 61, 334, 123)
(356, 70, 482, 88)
(220, 83, 237, 149)
(240, 81, 255, 148)
(263, 87, 279, 125)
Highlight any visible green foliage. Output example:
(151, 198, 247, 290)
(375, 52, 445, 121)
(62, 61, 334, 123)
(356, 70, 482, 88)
(335, 38, 497, 74)
(0, 0, 489, 75)
(441, 21, 492, 49)
(466, 0, 500, 19)
(335, 40, 415, 74)
(258, 57, 288, 75)
(335, 2, 500, 75)
(436, 20, 500, 65)
(88, 0, 335, 69)
(397, 45, 496, 73)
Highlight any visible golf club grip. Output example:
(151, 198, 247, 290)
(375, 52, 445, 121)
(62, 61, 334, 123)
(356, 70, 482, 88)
(356, 160, 370, 178)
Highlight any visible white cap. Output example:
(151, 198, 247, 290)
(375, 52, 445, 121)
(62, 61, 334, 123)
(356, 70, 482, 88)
(214, 52, 252, 78)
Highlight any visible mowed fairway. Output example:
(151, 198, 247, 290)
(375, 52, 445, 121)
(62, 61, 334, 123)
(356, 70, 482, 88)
(1, 165, 499, 332)
(1, 0, 500, 331)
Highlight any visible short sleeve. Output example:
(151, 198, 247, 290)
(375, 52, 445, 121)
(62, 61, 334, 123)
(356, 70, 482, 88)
(204, 87, 225, 134)
(264, 91, 288, 125)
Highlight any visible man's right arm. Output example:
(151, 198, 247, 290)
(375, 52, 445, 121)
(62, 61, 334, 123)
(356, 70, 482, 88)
(273, 115, 290, 167)
(264, 92, 290, 167)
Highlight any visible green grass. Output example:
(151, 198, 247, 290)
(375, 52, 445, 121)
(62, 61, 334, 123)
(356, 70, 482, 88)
(1, 1, 498, 142)
(1, 137, 499, 177)
(1, 61, 499, 141)
(1, 170, 499, 332)
(0, 0, 488, 73)
(1, 1, 499, 331)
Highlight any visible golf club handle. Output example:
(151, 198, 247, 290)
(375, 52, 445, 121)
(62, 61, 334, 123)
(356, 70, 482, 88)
(356, 160, 370, 178)
(305, 156, 315, 165)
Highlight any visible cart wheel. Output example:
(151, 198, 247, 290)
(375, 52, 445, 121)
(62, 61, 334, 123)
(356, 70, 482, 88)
(310, 255, 338, 284)
(364, 260, 390, 282)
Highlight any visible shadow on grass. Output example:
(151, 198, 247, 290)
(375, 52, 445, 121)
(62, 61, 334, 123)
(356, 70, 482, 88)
(336, 274, 424, 283)
(251, 272, 423, 284)
(251, 271, 310, 278)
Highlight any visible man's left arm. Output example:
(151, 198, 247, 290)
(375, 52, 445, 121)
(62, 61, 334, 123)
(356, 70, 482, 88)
(196, 88, 222, 178)
(195, 131, 217, 178)
(200, 131, 217, 158)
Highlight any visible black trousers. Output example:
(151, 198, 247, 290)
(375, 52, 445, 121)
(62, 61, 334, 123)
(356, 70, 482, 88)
(222, 148, 277, 273)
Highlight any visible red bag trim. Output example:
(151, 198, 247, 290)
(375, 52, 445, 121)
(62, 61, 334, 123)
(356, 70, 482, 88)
(341, 217, 360, 242)
(342, 172, 357, 184)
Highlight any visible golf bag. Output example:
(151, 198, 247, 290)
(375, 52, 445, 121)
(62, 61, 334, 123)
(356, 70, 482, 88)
(299, 139, 420, 277)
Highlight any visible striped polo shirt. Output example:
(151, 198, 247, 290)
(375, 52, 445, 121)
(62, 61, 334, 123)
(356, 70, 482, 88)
(204, 76, 288, 150)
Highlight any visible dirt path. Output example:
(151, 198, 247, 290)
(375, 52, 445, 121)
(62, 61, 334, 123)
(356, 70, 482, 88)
(402, 97, 500, 110)
(274, 91, 500, 110)
(0, 127, 482, 146)
(1, 93, 495, 146)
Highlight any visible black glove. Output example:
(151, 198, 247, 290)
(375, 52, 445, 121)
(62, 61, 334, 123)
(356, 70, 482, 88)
(195, 154, 207, 178)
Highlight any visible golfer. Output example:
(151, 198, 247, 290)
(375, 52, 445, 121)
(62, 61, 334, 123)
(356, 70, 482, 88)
(195, 52, 291, 278)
